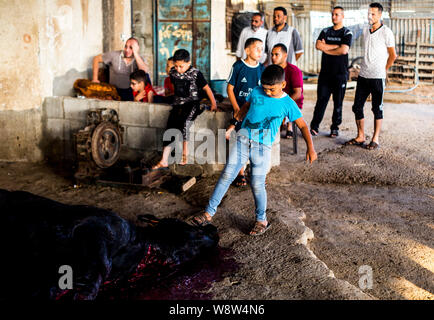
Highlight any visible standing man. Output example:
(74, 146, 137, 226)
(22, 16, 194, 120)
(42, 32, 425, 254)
(92, 37, 149, 101)
(236, 12, 268, 64)
(310, 6, 353, 138)
(346, 3, 397, 149)
(265, 7, 304, 66)
(271, 43, 303, 138)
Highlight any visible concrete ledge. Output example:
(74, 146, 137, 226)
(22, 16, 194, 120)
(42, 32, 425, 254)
(40, 97, 281, 174)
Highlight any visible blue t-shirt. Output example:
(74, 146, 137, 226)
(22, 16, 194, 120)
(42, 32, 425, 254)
(240, 86, 303, 146)
(227, 60, 264, 108)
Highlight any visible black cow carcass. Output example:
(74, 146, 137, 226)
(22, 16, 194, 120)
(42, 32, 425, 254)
(0, 189, 218, 300)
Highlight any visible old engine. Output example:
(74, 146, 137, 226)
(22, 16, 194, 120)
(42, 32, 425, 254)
(74, 108, 124, 180)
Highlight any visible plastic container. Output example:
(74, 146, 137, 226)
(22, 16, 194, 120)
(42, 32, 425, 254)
(210, 80, 228, 98)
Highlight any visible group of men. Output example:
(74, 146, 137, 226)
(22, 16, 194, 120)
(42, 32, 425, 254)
(235, 3, 397, 149)
(92, 3, 396, 151)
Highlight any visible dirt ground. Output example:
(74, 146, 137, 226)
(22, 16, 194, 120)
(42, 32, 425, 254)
(0, 90, 433, 300)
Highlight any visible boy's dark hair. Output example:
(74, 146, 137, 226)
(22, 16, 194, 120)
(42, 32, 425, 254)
(369, 2, 383, 12)
(261, 65, 285, 86)
(244, 37, 263, 49)
(173, 49, 190, 62)
(130, 69, 149, 85)
(333, 6, 344, 11)
(272, 43, 288, 54)
(274, 6, 287, 16)
(168, 56, 173, 61)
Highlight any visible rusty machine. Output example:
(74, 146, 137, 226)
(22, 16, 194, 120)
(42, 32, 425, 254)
(73, 108, 195, 193)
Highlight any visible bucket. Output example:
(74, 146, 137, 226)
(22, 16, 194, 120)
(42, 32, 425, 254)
(210, 80, 228, 98)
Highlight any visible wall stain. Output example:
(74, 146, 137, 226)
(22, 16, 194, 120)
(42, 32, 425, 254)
(81, 0, 89, 34)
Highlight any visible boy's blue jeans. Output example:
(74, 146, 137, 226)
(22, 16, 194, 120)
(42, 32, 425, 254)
(205, 134, 271, 222)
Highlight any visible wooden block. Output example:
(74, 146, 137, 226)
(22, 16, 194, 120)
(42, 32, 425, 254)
(142, 169, 171, 187)
(161, 176, 196, 194)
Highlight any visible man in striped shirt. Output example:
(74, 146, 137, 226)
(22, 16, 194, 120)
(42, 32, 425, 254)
(265, 6, 304, 66)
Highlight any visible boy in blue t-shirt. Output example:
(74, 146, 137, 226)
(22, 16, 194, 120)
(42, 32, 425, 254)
(191, 65, 317, 236)
(227, 37, 265, 186)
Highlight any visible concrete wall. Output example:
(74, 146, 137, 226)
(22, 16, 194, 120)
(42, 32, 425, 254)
(131, 0, 155, 82)
(41, 97, 280, 175)
(0, 0, 104, 162)
(210, 0, 237, 81)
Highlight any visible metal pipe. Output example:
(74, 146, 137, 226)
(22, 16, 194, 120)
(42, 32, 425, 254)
(386, 67, 419, 93)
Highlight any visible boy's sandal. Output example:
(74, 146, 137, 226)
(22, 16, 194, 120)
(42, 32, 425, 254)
(344, 138, 365, 146)
(249, 222, 271, 236)
(189, 212, 212, 227)
(235, 174, 247, 187)
(310, 129, 318, 136)
(285, 130, 293, 139)
(365, 141, 380, 150)
(151, 162, 169, 171)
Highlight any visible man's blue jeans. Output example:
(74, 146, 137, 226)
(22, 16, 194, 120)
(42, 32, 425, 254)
(205, 134, 271, 222)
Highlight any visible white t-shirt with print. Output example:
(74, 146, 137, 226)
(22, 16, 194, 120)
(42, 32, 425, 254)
(359, 24, 395, 79)
(236, 27, 268, 64)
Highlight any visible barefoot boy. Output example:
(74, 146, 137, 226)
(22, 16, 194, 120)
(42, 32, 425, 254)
(152, 49, 217, 169)
(191, 65, 317, 236)
(130, 70, 156, 103)
(226, 37, 265, 186)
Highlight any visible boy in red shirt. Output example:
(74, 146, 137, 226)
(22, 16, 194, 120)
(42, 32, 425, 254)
(271, 43, 304, 138)
(130, 70, 156, 103)
(164, 57, 175, 97)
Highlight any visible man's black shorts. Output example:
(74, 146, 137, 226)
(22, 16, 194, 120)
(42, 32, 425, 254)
(352, 76, 385, 120)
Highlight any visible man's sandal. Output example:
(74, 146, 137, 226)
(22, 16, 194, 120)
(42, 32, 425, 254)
(310, 129, 318, 137)
(190, 212, 212, 227)
(330, 129, 339, 138)
(344, 138, 365, 147)
(285, 130, 293, 139)
(366, 141, 380, 150)
(249, 222, 271, 236)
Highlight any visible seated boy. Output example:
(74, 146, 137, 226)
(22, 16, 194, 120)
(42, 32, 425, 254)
(226, 37, 265, 187)
(130, 70, 156, 103)
(191, 65, 317, 236)
(152, 49, 217, 169)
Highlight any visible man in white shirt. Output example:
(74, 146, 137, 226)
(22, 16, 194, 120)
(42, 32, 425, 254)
(346, 2, 397, 150)
(236, 12, 268, 64)
(265, 6, 304, 65)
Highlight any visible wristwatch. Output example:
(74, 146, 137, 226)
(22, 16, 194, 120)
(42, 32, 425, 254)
(230, 118, 239, 126)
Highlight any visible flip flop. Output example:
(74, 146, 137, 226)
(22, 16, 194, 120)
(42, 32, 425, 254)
(344, 138, 365, 147)
(330, 130, 339, 138)
(366, 141, 380, 150)
(285, 130, 293, 139)
(310, 129, 318, 137)
(249, 222, 271, 236)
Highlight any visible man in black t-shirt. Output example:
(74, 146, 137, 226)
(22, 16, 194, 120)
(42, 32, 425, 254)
(310, 6, 352, 138)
